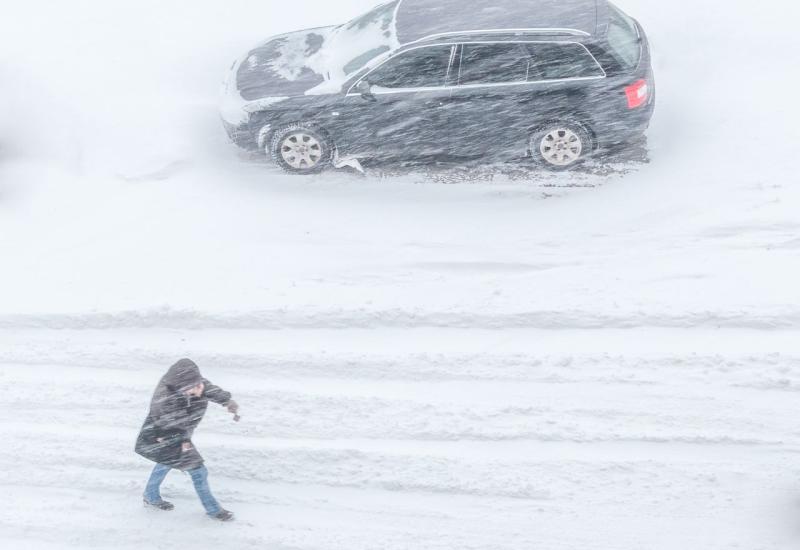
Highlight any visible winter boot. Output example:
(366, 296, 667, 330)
(143, 498, 175, 511)
(210, 509, 234, 521)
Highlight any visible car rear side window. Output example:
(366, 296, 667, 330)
(458, 44, 531, 85)
(456, 43, 604, 87)
(525, 43, 605, 81)
(605, 6, 641, 70)
(367, 45, 453, 89)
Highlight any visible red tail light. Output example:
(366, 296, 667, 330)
(624, 79, 649, 109)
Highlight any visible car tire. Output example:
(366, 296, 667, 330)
(269, 124, 332, 174)
(530, 122, 592, 170)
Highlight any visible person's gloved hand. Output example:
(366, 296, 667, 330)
(226, 400, 239, 414)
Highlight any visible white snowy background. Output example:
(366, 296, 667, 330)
(1, 1, 799, 548)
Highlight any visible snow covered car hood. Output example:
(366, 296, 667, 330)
(221, 1, 401, 125)
(235, 26, 336, 101)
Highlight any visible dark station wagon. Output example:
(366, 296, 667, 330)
(221, 0, 655, 173)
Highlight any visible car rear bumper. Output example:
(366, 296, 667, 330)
(598, 99, 654, 148)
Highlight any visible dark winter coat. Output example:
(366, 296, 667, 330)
(135, 359, 232, 470)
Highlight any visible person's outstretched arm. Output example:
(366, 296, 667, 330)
(203, 379, 238, 416)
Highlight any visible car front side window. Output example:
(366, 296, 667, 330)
(365, 45, 454, 90)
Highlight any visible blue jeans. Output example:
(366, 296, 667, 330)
(144, 463, 221, 515)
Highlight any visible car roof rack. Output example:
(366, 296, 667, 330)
(415, 28, 592, 43)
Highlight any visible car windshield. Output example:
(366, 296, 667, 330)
(339, 0, 400, 75)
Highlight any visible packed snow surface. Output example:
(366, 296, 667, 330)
(1, 0, 800, 548)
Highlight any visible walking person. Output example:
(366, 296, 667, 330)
(135, 358, 239, 521)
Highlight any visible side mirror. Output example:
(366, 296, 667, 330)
(356, 80, 376, 101)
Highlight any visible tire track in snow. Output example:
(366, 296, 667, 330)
(0, 425, 758, 504)
(0, 364, 790, 446)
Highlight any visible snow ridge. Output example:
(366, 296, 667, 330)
(3, 307, 800, 330)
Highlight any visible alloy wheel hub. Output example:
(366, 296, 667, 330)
(539, 128, 583, 166)
(280, 132, 322, 170)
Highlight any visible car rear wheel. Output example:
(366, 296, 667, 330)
(530, 123, 592, 170)
(269, 124, 332, 174)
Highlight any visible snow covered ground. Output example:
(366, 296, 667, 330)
(4, 328, 800, 549)
(1, 0, 800, 548)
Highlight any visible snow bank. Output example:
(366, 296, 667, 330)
(3, 306, 800, 330)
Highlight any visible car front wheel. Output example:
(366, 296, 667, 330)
(530, 123, 592, 170)
(269, 124, 332, 174)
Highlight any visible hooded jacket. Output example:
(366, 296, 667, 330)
(135, 359, 232, 470)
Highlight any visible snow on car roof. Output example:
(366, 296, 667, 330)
(395, 0, 603, 43)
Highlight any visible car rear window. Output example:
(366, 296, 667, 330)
(457, 42, 604, 86)
(605, 5, 641, 70)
